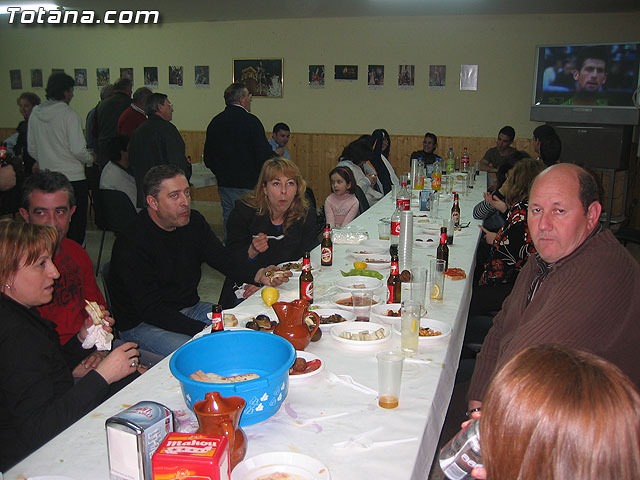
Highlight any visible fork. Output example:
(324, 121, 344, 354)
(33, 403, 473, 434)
(252, 234, 285, 240)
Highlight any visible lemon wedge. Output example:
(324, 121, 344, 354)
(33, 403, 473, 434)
(261, 287, 279, 307)
(354, 261, 367, 270)
(430, 284, 442, 300)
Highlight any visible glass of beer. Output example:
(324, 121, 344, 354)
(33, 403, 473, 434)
(376, 351, 405, 409)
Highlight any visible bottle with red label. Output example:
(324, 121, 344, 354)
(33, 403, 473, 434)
(321, 223, 332, 266)
(391, 204, 401, 249)
(461, 147, 470, 172)
(387, 254, 401, 304)
(299, 251, 313, 303)
(451, 192, 461, 227)
(210, 304, 224, 332)
(396, 181, 411, 211)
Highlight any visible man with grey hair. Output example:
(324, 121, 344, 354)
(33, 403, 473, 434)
(96, 77, 133, 166)
(117, 87, 152, 136)
(203, 82, 276, 239)
(128, 93, 191, 208)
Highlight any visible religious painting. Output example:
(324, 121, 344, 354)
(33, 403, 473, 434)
(9, 69, 22, 89)
(169, 66, 183, 88)
(429, 65, 446, 90)
(74, 68, 87, 89)
(195, 66, 210, 87)
(398, 65, 415, 88)
(335, 65, 358, 81)
(144, 67, 158, 88)
(309, 65, 324, 87)
(233, 58, 283, 97)
(96, 68, 110, 87)
(368, 65, 384, 88)
(31, 69, 43, 88)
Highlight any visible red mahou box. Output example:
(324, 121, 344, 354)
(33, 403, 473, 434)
(152, 433, 230, 480)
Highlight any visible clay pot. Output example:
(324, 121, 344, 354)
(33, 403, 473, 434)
(272, 299, 320, 351)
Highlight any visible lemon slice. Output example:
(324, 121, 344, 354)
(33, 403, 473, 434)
(354, 261, 367, 270)
(430, 284, 442, 300)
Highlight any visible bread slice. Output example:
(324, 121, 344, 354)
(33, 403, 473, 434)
(189, 370, 259, 383)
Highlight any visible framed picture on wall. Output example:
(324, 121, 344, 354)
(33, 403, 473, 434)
(335, 65, 358, 81)
(31, 69, 43, 88)
(74, 69, 87, 89)
(195, 66, 210, 87)
(368, 65, 384, 88)
(429, 65, 446, 90)
(9, 70, 22, 90)
(144, 67, 158, 88)
(398, 65, 415, 88)
(233, 58, 283, 97)
(309, 65, 324, 87)
(169, 66, 183, 88)
(96, 68, 110, 87)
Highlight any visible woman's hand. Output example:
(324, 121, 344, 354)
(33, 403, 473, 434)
(95, 342, 139, 384)
(479, 225, 497, 245)
(72, 351, 108, 378)
(485, 191, 507, 213)
(248, 233, 269, 258)
(78, 304, 114, 343)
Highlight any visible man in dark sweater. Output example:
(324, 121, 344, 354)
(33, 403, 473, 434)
(95, 77, 132, 167)
(129, 93, 192, 208)
(108, 165, 288, 357)
(203, 82, 276, 239)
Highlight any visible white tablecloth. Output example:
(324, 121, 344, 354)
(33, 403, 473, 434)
(6, 175, 485, 480)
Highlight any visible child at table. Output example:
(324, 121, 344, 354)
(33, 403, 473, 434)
(324, 166, 359, 228)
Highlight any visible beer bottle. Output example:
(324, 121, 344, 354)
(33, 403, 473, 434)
(299, 252, 314, 303)
(437, 227, 449, 271)
(451, 193, 461, 228)
(387, 254, 400, 304)
(0, 142, 7, 167)
(321, 224, 333, 266)
(210, 304, 224, 332)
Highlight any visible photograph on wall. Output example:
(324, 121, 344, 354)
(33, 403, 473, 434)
(144, 67, 158, 88)
(120, 67, 134, 83)
(74, 69, 87, 89)
(335, 65, 358, 81)
(368, 65, 384, 88)
(96, 68, 110, 87)
(460, 64, 478, 91)
(233, 59, 283, 97)
(9, 70, 22, 90)
(31, 69, 43, 88)
(169, 66, 183, 88)
(398, 65, 415, 88)
(52, 69, 64, 75)
(429, 65, 446, 90)
(195, 66, 210, 88)
(309, 65, 325, 87)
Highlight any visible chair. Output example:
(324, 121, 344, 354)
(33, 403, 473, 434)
(354, 185, 370, 215)
(94, 189, 137, 275)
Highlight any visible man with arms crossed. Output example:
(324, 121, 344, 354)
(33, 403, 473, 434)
(108, 165, 288, 357)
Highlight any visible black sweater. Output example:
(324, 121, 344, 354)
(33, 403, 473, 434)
(109, 209, 260, 336)
(0, 294, 109, 471)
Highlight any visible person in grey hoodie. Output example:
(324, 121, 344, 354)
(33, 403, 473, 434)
(28, 73, 94, 245)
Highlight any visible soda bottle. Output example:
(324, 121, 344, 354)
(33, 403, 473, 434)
(210, 304, 224, 332)
(387, 254, 401, 304)
(299, 252, 314, 303)
(461, 147, 470, 172)
(321, 223, 333, 266)
(446, 147, 455, 174)
(396, 181, 410, 211)
(391, 204, 401, 249)
(437, 227, 449, 271)
(431, 158, 442, 191)
(451, 193, 461, 228)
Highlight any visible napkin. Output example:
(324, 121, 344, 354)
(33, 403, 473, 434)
(82, 324, 114, 351)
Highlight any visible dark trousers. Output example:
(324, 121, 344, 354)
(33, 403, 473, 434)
(68, 180, 88, 246)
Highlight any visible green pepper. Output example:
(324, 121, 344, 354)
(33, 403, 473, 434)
(340, 269, 383, 280)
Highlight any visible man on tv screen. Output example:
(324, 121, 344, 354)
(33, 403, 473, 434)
(564, 46, 608, 106)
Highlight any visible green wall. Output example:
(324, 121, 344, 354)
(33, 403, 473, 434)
(1, 12, 639, 137)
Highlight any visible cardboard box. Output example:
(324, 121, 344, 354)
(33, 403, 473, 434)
(152, 433, 230, 480)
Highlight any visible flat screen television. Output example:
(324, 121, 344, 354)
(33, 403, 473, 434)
(530, 42, 640, 125)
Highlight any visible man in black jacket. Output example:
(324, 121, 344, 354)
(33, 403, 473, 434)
(203, 82, 276, 239)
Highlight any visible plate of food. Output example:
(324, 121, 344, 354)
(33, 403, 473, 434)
(231, 452, 331, 480)
(271, 260, 314, 278)
(309, 308, 356, 331)
(346, 247, 388, 262)
(330, 321, 391, 347)
(359, 239, 390, 250)
(414, 235, 438, 249)
(335, 275, 383, 293)
(331, 293, 382, 311)
(370, 303, 402, 325)
(391, 318, 452, 342)
(243, 313, 278, 332)
(359, 255, 391, 270)
(289, 351, 324, 381)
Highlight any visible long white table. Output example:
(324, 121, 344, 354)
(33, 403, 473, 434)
(6, 174, 485, 480)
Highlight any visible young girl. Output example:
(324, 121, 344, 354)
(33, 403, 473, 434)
(324, 166, 359, 228)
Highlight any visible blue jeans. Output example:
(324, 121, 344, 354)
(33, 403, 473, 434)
(218, 187, 251, 241)
(119, 301, 214, 357)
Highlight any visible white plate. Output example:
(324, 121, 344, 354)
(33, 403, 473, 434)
(277, 260, 314, 278)
(414, 235, 438, 249)
(355, 255, 391, 270)
(391, 318, 452, 342)
(370, 303, 402, 325)
(335, 275, 383, 293)
(359, 239, 390, 249)
(330, 321, 391, 347)
(232, 451, 331, 480)
(289, 351, 324, 381)
(330, 293, 383, 311)
(346, 247, 388, 261)
(310, 308, 356, 331)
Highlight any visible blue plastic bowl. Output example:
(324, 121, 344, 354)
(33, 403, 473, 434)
(169, 330, 295, 426)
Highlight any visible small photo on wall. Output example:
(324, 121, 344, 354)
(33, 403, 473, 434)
(74, 69, 88, 89)
(10, 70, 22, 90)
(144, 67, 158, 88)
(368, 65, 384, 88)
(335, 65, 358, 81)
(429, 65, 446, 90)
(120, 68, 134, 83)
(398, 65, 415, 88)
(309, 65, 325, 87)
(195, 66, 210, 87)
(233, 59, 283, 97)
(460, 64, 478, 91)
(31, 69, 44, 88)
(96, 68, 110, 87)
(169, 66, 183, 88)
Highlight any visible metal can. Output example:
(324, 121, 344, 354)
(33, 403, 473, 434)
(439, 418, 483, 479)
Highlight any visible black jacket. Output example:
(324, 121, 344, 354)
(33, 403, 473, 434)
(203, 105, 276, 189)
